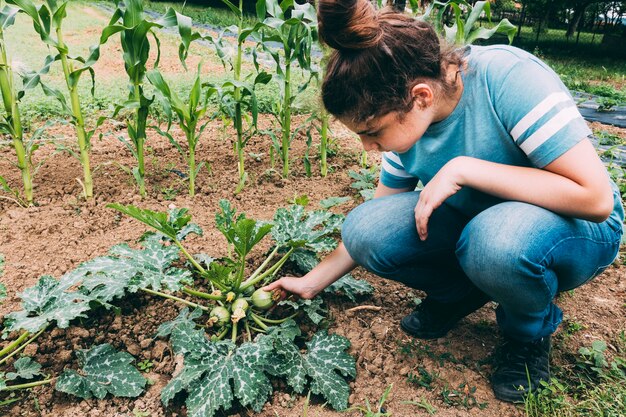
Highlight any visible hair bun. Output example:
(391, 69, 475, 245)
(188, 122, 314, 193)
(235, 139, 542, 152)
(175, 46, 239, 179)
(318, 0, 382, 51)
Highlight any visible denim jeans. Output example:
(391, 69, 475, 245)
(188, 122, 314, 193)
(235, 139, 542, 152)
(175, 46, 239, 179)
(342, 191, 623, 342)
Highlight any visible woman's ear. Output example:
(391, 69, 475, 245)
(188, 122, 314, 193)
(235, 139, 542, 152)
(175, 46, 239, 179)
(410, 83, 434, 110)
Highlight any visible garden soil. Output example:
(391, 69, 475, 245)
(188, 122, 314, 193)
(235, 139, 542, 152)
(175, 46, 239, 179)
(1, 5, 625, 417)
(0, 114, 625, 417)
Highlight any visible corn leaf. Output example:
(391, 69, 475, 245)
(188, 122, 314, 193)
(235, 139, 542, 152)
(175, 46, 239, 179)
(4, 275, 92, 333)
(56, 344, 147, 399)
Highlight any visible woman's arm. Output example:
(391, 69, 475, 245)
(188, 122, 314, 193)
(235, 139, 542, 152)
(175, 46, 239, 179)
(374, 181, 414, 198)
(263, 242, 356, 299)
(414, 138, 614, 240)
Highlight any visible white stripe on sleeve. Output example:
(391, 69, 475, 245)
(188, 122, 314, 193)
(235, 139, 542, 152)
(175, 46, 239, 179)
(383, 151, 404, 166)
(382, 158, 413, 178)
(510, 92, 571, 141)
(518, 105, 581, 155)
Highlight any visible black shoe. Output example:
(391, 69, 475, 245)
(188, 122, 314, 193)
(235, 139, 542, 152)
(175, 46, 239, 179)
(491, 336, 551, 403)
(400, 288, 491, 339)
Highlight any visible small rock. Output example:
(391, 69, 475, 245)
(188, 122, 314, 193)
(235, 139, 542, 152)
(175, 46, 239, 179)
(140, 338, 152, 349)
(23, 343, 38, 357)
(126, 343, 141, 357)
(67, 327, 90, 339)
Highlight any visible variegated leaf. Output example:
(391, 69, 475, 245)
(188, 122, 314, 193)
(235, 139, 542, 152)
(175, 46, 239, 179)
(4, 275, 92, 333)
(272, 205, 343, 252)
(55, 344, 146, 399)
(5, 357, 43, 381)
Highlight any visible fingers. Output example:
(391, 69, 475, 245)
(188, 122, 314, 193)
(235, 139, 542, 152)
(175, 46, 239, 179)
(414, 197, 432, 241)
(262, 280, 281, 291)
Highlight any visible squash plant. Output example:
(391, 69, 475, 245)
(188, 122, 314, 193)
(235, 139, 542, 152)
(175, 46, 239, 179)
(255, 0, 318, 178)
(1, 202, 371, 415)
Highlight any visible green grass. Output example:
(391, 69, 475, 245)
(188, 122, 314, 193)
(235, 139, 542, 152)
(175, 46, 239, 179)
(524, 332, 626, 417)
(143, 0, 259, 28)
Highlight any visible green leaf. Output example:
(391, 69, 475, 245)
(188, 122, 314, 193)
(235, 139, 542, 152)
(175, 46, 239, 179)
(5, 357, 43, 381)
(4, 275, 92, 333)
(272, 205, 343, 252)
(108, 204, 200, 242)
(162, 340, 273, 416)
(279, 297, 326, 325)
(319, 196, 351, 209)
(325, 274, 374, 302)
(156, 307, 203, 338)
(56, 344, 147, 399)
(305, 331, 355, 410)
(109, 240, 193, 292)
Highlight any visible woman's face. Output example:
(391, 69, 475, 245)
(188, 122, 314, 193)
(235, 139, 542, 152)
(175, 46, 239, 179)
(341, 101, 436, 154)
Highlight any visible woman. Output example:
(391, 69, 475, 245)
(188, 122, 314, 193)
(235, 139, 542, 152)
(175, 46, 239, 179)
(264, 0, 624, 402)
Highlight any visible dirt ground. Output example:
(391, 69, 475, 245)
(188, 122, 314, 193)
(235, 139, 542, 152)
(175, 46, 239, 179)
(0, 110, 625, 417)
(1, 4, 625, 417)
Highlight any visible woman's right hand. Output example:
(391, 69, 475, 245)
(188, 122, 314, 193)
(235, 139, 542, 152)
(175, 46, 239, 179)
(262, 276, 320, 301)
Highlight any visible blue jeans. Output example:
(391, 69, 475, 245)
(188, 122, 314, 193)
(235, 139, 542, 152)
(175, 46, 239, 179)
(342, 191, 623, 342)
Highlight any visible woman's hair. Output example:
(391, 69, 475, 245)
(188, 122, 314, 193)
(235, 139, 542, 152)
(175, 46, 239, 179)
(318, 0, 463, 122)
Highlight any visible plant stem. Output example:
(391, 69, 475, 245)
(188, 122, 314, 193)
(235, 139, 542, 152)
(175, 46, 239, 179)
(141, 287, 209, 311)
(252, 312, 297, 325)
(239, 247, 294, 292)
(320, 111, 329, 177)
(282, 60, 291, 178)
(0, 378, 54, 392)
(188, 131, 196, 197)
(245, 246, 280, 284)
(182, 286, 225, 301)
(173, 240, 207, 275)
(250, 313, 268, 331)
(234, 0, 246, 193)
(0, 28, 33, 205)
(215, 326, 229, 341)
(244, 320, 252, 342)
(0, 327, 46, 367)
(231, 321, 238, 343)
(56, 28, 93, 199)
(0, 332, 29, 359)
(133, 82, 146, 197)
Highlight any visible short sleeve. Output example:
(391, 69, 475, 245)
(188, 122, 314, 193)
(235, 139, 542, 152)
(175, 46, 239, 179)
(379, 152, 419, 189)
(493, 58, 591, 168)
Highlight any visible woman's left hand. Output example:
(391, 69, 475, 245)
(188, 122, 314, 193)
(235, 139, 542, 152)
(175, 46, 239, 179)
(414, 157, 465, 240)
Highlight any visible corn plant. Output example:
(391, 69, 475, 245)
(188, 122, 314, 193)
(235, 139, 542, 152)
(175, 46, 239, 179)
(5, 0, 110, 199)
(100, 0, 196, 197)
(205, 0, 270, 193)
(0, 3, 34, 205)
(420, 0, 516, 45)
(148, 65, 212, 197)
(255, 0, 318, 177)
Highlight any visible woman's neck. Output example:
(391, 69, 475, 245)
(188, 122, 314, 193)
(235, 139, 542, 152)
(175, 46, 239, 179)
(433, 63, 465, 122)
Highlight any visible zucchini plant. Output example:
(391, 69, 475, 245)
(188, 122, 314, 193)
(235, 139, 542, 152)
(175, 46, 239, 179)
(420, 0, 516, 45)
(148, 64, 212, 197)
(255, 0, 318, 178)
(5, 0, 106, 200)
(205, 0, 271, 193)
(101, 0, 196, 197)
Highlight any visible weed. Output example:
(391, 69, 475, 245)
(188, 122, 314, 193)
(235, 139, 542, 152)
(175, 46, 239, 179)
(595, 130, 624, 146)
(402, 397, 437, 415)
(137, 359, 153, 372)
(347, 384, 393, 417)
(406, 366, 438, 390)
(440, 382, 487, 410)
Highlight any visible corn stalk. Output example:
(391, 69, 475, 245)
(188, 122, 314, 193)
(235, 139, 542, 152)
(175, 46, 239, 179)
(102, 0, 196, 197)
(0, 3, 32, 205)
(255, 0, 318, 178)
(206, 0, 270, 193)
(147, 64, 212, 197)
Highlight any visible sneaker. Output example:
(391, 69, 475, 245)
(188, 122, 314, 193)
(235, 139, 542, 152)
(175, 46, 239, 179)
(399, 288, 490, 339)
(491, 335, 551, 403)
